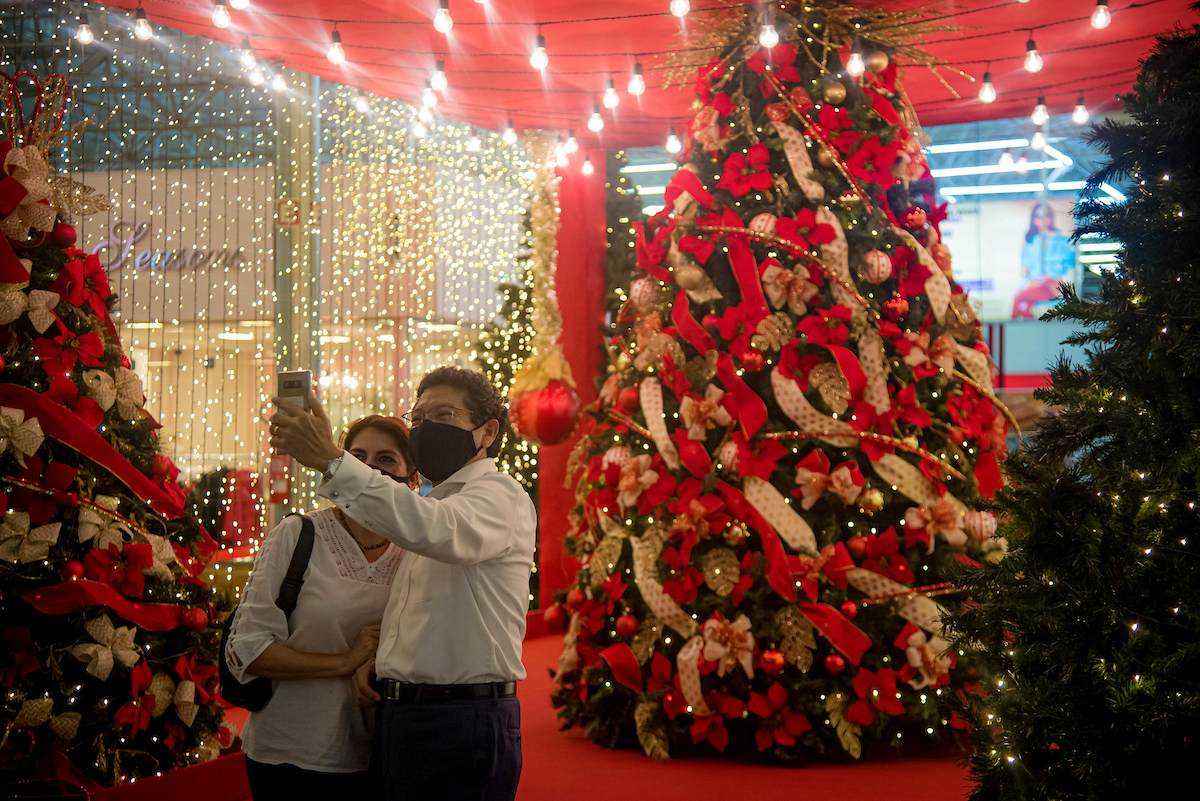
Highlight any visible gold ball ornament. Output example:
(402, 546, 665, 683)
(816, 147, 835, 167)
(822, 81, 847, 105)
(866, 50, 890, 73)
(859, 487, 885, 515)
(861, 249, 893, 283)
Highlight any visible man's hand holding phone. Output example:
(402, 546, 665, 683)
(269, 378, 341, 471)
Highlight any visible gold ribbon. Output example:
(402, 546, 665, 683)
(845, 567, 947, 636)
(769, 119, 825, 202)
(0, 406, 44, 466)
(82, 367, 145, 420)
(0, 511, 59, 564)
(742, 476, 817, 555)
(0, 145, 56, 240)
(77, 495, 129, 550)
(69, 614, 140, 681)
(638, 377, 681, 471)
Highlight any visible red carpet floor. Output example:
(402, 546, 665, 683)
(516, 634, 971, 801)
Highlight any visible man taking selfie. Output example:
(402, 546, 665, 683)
(270, 367, 535, 801)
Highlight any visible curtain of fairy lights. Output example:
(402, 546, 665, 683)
(2, 2, 536, 562)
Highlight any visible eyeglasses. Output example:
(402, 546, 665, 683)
(400, 404, 471, 427)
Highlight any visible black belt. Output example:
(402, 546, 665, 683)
(378, 679, 516, 703)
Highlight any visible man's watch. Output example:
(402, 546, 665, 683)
(322, 452, 344, 483)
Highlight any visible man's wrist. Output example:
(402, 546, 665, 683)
(321, 450, 345, 481)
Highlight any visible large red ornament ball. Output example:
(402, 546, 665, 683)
(615, 614, 639, 639)
(566, 587, 587, 610)
(840, 601, 859, 619)
(883, 295, 909, 322)
(51, 221, 77, 247)
(741, 350, 765, 372)
(758, 649, 786, 675)
(510, 379, 582, 446)
(542, 602, 567, 631)
(0, 354, 6, 373)
(182, 607, 209, 631)
(61, 560, 85, 580)
(902, 207, 928, 231)
(847, 535, 868, 559)
(617, 386, 640, 413)
(823, 654, 846, 675)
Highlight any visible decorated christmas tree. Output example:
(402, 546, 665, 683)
(0, 73, 227, 785)
(952, 20, 1200, 797)
(602, 149, 646, 344)
(552, 2, 1012, 761)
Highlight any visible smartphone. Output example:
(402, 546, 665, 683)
(277, 370, 312, 410)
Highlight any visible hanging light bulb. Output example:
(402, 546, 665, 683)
(230, 0, 251, 9)
(134, 6, 153, 40)
(603, 78, 620, 110)
(1031, 95, 1049, 126)
(628, 62, 645, 96)
(270, 71, 287, 93)
(211, 0, 232, 29)
(1072, 94, 1090, 125)
(556, 147, 569, 168)
(998, 149, 1015, 167)
(670, 0, 690, 19)
(326, 29, 346, 65)
(530, 33, 549, 71)
(582, 159, 595, 176)
(353, 93, 371, 113)
(502, 120, 518, 145)
(75, 14, 95, 45)
(248, 66, 265, 86)
(1091, 0, 1112, 29)
(978, 70, 997, 104)
(431, 60, 448, 93)
(418, 105, 435, 124)
(412, 120, 429, 138)
(422, 80, 438, 109)
(1030, 128, 1047, 151)
(846, 40, 866, 78)
(759, 20, 780, 49)
(239, 38, 257, 69)
(587, 104, 605, 133)
(433, 0, 453, 35)
(665, 127, 682, 155)
(1024, 37, 1043, 73)
(564, 130, 579, 154)
(466, 134, 483, 152)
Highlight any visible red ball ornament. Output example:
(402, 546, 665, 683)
(617, 386, 640, 413)
(823, 654, 846, 675)
(566, 587, 587, 610)
(840, 601, 858, 619)
(883, 295, 909, 322)
(615, 614, 639, 638)
(902, 207, 927, 231)
(847, 535, 867, 559)
(51, 221, 77, 247)
(741, 350, 765, 372)
(542, 602, 567, 631)
(758, 649, 786, 675)
(61, 560, 85, 580)
(182, 607, 209, 631)
(509, 379, 582, 446)
(0, 354, 6, 373)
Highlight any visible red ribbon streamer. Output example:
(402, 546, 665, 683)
(22, 579, 186, 631)
(715, 355, 767, 438)
(671, 290, 715, 354)
(727, 236, 770, 322)
(599, 643, 644, 692)
(797, 601, 872, 666)
(823, 344, 868, 400)
(714, 480, 795, 602)
(663, 169, 714, 211)
(0, 384, 184, 519)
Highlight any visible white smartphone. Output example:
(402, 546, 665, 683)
(277, 370, 312, 410)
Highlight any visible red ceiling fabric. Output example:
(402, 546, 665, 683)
(98, 0, 1199, 144)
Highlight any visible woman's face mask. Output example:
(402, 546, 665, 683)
(347, 428, 412, 484)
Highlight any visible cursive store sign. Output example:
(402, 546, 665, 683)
(90, 220, 247, 274)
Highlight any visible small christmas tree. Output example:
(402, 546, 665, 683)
(552, 1, 1012, 761)
(602, 150, 645, 345)
(952, 20, 1200, 798)
(0, 73, 226, 785)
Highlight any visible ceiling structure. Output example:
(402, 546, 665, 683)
(95, 0, 1199, 146)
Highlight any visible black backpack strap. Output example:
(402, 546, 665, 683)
(274, 513, 315, 620)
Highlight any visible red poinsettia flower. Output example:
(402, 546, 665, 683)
(51, 256, 89, 310)
(867, 87, 902, 126)
(663, 682, 690, 720)
(728, 430, 788, 480)
(114, 661, 155, 733)
(774, 208, 837, 249)
(894, 384, 933, 429)
(1, 627, 40, 687)
(175, 653, 220, 704)
(846, 135, 901, 189)
(746, 43, 801, 95)
(818, 103, 855, 135)
(647, 652, 674, 694)
(797, 305, 852, 346)
(717, 143, 773, 198)
(82, 253, 115, 318)
(846, 667, 906, 727)
(84, 541, 154, 598)
(711, 92, 735, 117)
(749, 682, 812, 750)
(690, 712, 730, 752)
(730, 551, 760, 605)
(861, 527, 915, 584)
(661, 560, 704, 605)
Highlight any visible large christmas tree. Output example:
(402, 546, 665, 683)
(0, 73, 227, 785)
(952, 20, 1200, 797)
(552, 2, 1011, 760)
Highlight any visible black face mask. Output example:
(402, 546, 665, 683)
(381, 470, 411, 485)
(408, 420, 484, 483)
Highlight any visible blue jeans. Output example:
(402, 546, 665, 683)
(373, 697, 522, 801)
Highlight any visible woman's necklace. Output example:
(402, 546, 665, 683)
(335, 509, 389, 554)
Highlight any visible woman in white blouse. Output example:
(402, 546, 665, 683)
(226, 415, 414, 801)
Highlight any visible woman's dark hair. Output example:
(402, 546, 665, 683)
(341, 415, 413, 472)
(416, 366, 508, 458)
(1025, 201, 1058, 243)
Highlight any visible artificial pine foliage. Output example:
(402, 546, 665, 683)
(602, 149, 645, 351)
(551, 2, 1012, 761)
(0, 74, 228, 785)
(951, 17, 1200, 798)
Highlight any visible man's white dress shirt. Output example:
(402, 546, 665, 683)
(318, 455, 537, 684)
